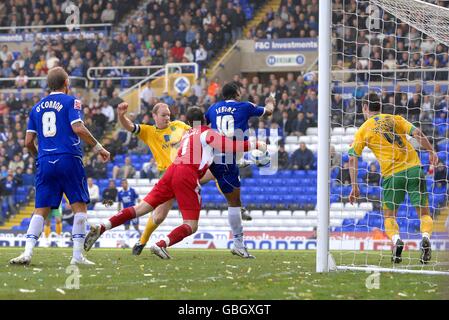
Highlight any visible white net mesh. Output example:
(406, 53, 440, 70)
(330, 0, 449, 274)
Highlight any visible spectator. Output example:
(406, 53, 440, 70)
(102, 179, 118, 203)
(15, 69, 28, 89)
(101, 2, 116, 23)
(195, 44, 208, 69)
(366, 163, 381, 186)
(303, 89, 318, 125)
(291, 142, 315, 170)
(140, 82, 155, 109)
(87, 177, 100, 210)
(278, 111, 294, 136)
(277, 144, 290, 170)
(113, 156, 136, 179)
(330, 145, 341, 171)
(171, 40, 185, 62)
(183, 47, 194, 62)
(100, 98, 115, 124)
(337, 162, 351, 185)
(407, 93, 422, 123)
(8, 154, 24, 172)
(140, 158, 158, 180)
(291, 112, 308, 136)
(434, 161, 448, 187)
(91, 153, 108, 179)
(0, 174, 17, 218)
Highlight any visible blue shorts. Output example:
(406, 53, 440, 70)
(209, 163, 241, 194)
(35, 154, 89, 209)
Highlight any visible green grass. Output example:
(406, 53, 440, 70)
(0, 248, 448, 300)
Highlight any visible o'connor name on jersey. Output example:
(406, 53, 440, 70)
(36, 100, 64, 113)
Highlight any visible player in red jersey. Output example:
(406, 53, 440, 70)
(84, 107, 266, 258)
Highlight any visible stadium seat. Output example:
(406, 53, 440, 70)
(285, 136, 298, 144)
(306, 127, 318, 136)
(292, 210, 306, 217)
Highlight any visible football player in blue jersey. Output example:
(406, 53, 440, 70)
(205, 81, 275, 258)
(117, 179, 140, 248)
(10, 67, 110, 266)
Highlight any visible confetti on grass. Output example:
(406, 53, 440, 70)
(56, 288, 66, 295)
(19, 289, 35, 293)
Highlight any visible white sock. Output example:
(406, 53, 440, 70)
(228, 207, 244, 246)
(24, 214, 45, 256)
(126, 229, 131, 245)
(392, 234, 401, 244)
(72, 212, 87, 259)
(422, 232, 430, 240)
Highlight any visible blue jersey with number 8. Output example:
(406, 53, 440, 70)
(26, 92, 84, 159)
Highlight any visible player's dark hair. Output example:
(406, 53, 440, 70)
(47, 67, 68, 91)
(222, 81, 241, 100)
(363, 93, 381, 112)
(186, 106, 205, 126)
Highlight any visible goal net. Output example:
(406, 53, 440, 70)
(325, 0, 449, 275)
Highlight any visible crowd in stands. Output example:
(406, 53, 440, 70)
(252, 0, 318, 39)
(332, 0, 449, 82)
(0, 0, 268, 90)
(0, 0, 133, 31)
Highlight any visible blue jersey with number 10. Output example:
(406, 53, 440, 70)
(205, 100, 265, 140)
(26, 92, 83, 159)
(205, 100, 265, 194)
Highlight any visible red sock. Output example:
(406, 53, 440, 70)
(156, 224, 193, 248)
(105, 207, 136, 231)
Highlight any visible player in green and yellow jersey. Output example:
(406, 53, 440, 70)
(348, 93, 438, 264)
(117, 102, 189, 255)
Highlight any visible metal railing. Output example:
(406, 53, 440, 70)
(87, 63, 199, 96)
(0, 23, 112, 32)
(86, 65, 165, 81)
(0, 76, 88, 88)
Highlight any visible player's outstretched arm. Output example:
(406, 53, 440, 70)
(72, 122, 110, 162)
(205, 129, 267, 153)
(117, 102, 135, 132)
(412, 127, 439, 166)
(25, 132, 38, 158)
(348, 156, 360, 204)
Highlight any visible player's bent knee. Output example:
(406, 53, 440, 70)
(134, 201, 154, 217)
(152, 214, 165, 225)
(184, 221, 198, 234)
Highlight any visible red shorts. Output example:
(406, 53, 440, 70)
(144, 165, 202, 220)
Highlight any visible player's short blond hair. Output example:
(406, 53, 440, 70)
(152, 103, 169, 115)
(47, 67, 68, 91)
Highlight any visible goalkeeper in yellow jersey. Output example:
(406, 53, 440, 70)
(117, 101, 251, 256)
(348, 93, 438, 264)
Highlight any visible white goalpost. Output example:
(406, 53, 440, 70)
(317, 0, 449, 275)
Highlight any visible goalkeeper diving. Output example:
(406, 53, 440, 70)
(348, 93, 438, 264)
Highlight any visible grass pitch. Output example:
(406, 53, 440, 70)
(0, 248, 448, 300)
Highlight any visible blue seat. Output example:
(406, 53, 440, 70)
(283, 195, 296, 204)
(342, 218, 356, 227)
(293, 171, 307, 178)
(130, 155, 140, 163)
(21, 218, 31, 227)
(279, 170, 292, 177)
(114, 154, 125, 164)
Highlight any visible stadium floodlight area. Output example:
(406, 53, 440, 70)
(317, 0, 449, 275)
